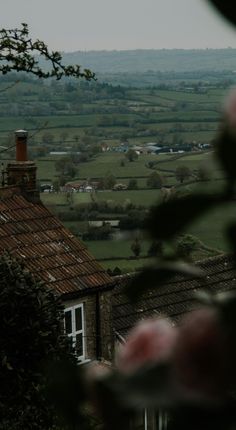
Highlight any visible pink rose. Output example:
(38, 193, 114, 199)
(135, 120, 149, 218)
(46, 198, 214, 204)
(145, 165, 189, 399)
(116, 318, 177, 374)
(173, 308, 229, 399)
(224, 89, 236, 128)
(85, 361, 112, 418)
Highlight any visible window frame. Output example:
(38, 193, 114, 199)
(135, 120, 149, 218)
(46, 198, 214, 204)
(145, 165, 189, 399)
(64, 303, 85, 361)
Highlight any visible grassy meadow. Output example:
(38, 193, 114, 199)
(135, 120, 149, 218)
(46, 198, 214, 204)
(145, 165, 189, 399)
(0, 76, 232, 272)
(38, 148, 231, 273)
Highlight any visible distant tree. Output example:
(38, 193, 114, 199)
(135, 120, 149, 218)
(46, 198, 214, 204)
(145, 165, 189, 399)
(55, 157, 77, 179)
(0, 23, 95, 80)
(66, 191, 74, 206)
(113, 266, 122, 276)
(120, 159, 126, 167)
(146, 171, 163, 189)
(119, 210, 146, 230)
(176, 234, 199, 259)
(82, 224, 112, 241)
(131, 238, 142, 258)
(58, 175, 66, 187)
(125, 149, 138, 162)
(128, 179, 138, 190)
(148, 161, 155, 169)
(175, 166, 191, 184)
(147, 240, 163, 257)
(0, 252, 75, 428)
(103, 172, 116, 190)
(52, 179, 60, 193)
(196, 167, 210, 182)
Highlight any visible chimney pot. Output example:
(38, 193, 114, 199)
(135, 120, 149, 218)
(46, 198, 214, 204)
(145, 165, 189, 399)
(15, 129, 28, 138)
(15, 129, 28, 162)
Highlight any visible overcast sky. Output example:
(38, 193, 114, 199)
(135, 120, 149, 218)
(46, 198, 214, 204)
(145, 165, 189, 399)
(2, 0, 236, 51)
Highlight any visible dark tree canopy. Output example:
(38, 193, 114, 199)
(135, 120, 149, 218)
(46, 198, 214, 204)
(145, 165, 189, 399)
(125, 148, 138, 162)
(0, 252, 75, 429)
(0, 23, 95, 80)
(146, 171, 163, 189)
(175, 165, 191, 184)
(131, 238, 142, 258)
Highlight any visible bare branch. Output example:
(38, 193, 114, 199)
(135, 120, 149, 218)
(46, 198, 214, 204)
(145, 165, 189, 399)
(0, 23, 95, 80)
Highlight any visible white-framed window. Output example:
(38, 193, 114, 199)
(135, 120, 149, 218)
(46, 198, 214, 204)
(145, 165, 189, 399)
(64, 304, 85, 361)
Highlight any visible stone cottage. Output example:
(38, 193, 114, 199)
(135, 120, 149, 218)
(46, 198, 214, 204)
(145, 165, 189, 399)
(0, 129, 115, 363)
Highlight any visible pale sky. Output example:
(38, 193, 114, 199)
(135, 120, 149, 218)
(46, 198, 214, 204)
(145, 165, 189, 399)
(2, 0, 236, 51)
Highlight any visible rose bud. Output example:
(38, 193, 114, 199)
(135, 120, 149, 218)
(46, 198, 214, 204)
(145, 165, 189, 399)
(173, 308, 229, 400)
(116, 318, 177, 374)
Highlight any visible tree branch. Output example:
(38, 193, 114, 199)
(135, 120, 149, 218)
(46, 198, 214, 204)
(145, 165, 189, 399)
(0, 23, 95, 80)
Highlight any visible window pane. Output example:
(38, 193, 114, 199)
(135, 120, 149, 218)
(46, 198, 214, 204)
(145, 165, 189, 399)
(75, 307, 82, 331)
(76, 333, 83, 357)
(65, 311, 72, 334)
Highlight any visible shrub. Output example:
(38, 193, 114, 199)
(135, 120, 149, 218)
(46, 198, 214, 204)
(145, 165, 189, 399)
(131, 238, 142, 258)
(128, 179, 138, 190)
(0, 253, 74, 429)
(147, 240, 163, 257)
(146, 171, 163, 189)
(176, 234, 199, 259)
(175, 166, 191, 184)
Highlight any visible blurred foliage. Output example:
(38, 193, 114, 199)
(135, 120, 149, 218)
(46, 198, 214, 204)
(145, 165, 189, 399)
(207, 1, 236, 26)
(0, 252, 79, 429)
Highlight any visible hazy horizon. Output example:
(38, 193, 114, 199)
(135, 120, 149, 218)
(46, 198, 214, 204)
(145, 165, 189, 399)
(2, 0, 236, 51)
(63, 47, 236, 54)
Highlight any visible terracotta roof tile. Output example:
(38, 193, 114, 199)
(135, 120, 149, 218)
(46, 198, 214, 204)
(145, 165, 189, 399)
(0, 189, 113, 295)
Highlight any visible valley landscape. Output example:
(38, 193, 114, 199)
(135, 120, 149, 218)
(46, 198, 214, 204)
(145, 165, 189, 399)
(1, 49, 235, 273)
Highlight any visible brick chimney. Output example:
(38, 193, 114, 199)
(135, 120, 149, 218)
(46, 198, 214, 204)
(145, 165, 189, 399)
(6, 130, 39, 201)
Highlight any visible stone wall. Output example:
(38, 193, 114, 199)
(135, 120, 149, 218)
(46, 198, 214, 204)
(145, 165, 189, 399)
(99, 289, 114, 362)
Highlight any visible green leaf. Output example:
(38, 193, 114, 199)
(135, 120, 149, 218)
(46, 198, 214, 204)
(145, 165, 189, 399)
(215, 126, 236, 192)
(227, 223, 236, 256)
(121, 363, 172, 408)
(215, 290, 236, 327)
(98, 363, 172, 409)
(147, 194, 224, 240)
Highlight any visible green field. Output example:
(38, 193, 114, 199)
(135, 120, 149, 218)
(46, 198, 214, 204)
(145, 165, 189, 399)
(35, 151, 219, 186)
(83, 239, 150, 259)
(41, 188, 162, 207)
(188, 203, 236, 252)
(77, 153, 157, 179)
(0, 79, 228, 148)
(1, 75, 233, 273)
(39, 147, 230, 274)
(41, 192, 92, 205)
(96, 189, 161, 206)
